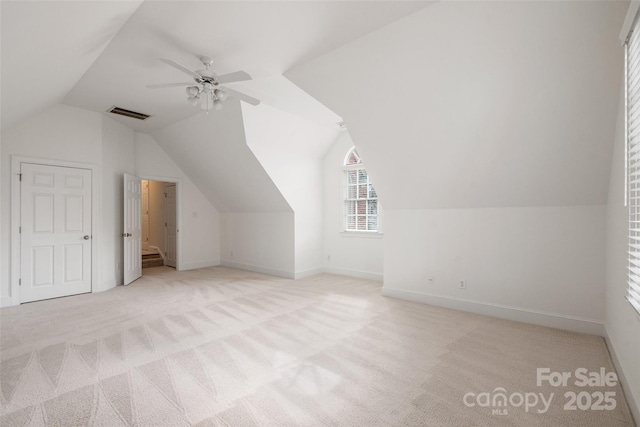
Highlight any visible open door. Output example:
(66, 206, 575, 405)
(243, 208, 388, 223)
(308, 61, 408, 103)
(123, 173, 142, 285)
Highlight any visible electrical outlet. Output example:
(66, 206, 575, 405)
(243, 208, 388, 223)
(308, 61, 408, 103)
(459, 280, 466, 290)
(428, 276, 435, 284)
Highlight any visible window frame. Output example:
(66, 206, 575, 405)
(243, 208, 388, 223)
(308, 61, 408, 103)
(342, 147, 380, 234)
(625, 13, 640, 317)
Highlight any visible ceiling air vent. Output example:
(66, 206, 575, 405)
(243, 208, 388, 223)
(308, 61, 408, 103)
(107, 106, 151, 120)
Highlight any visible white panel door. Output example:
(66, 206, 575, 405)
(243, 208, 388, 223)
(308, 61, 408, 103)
(20, 163, 92, 303)
(164, 183, 177, 268)
(124, 174, 142, 285)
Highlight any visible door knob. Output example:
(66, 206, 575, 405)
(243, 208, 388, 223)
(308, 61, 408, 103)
(83, 235, 90, 240)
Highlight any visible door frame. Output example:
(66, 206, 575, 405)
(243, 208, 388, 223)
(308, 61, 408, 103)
(163, 183, 177, 268)
(11, 156, 100, 306)
(138, 174, 182, 271)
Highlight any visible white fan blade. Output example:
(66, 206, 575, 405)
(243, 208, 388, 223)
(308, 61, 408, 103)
(160, 58, 201, 79)
(147, 82, 194, 89)
(217, 71, 252, 84)
(224, 87, 260, 106)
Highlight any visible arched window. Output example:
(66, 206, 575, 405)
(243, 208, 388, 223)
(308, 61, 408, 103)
(343, 147, 378, 232)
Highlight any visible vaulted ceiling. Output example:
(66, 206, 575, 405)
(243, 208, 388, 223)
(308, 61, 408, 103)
(1, 1, 434, 216)
(1, 1, 432, 132)
(0, 1, 143, 130)
(1, 1, 627, 214)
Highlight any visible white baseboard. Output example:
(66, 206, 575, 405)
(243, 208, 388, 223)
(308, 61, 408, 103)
(218, 262, 380, 281)
(95, 279, 117, 293)
(381, 287, 605, 336)
(0, 296, 15, 308)
(295, 268, 324, 279)
(323, 267, 383, 282)
(220, 260, 295, 279)
(180, 260, 218, 271)
(603, 330, 640, 425)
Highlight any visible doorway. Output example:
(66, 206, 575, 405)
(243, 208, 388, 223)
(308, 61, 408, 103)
(141, 180, 177, 269)
(123, 174, 181, 285)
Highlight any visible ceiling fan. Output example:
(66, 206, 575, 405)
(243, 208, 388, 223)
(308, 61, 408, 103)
(147, 56, 260, 111)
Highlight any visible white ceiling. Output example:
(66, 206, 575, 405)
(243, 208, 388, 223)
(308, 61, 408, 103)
(1, 1, 432, 133)
(151, 100, 292, 213)
(0, 1, 143, 130)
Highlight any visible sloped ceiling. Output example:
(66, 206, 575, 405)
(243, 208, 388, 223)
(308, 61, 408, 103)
(0, 1, 142, 130)
(286, 1, 627, 209)
(59, 0, 432, 132)
(2, 1, 437, 217)
(150, 99, 341, 214)
(242, 102, 340, 206)
(150, 100, 291, 213)
(1, 1, 433, 133)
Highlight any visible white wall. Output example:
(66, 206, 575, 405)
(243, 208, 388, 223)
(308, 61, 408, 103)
(285, 0, 625, 335)
(0, 105, 137, 301)
(322, 131, 383, 281)
(242, 103, 339, 277)
(382, 206, 606, 333)
(0, 106, 222, 307)
(100, 115, 135, 290)
(0, 2, 3, 306)
(220, 212, 295, 278)
(149, 102, 294, 275)
(1, 105, 102, 303)
(605, 87, 640, 420)
(287, 1, 626, 210)
(134, 132, 220, 270)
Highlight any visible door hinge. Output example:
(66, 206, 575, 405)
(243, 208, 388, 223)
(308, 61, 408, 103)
(165, 222, 167, 227)
(18, 173, 22, 182)
(19, 226, 21, 234)
(19, 278, 21, 286)
(164, 193, 167, 198)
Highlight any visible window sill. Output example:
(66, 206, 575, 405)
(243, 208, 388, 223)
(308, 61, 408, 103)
(340, 231, 384, 239)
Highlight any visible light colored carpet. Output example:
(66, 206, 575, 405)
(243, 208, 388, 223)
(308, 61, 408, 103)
(0, 266, 634, 426)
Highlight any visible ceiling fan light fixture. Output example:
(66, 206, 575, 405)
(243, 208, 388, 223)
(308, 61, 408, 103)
(213, 100, 223, 111)
(214, 89, 227, 102)
(186, 86, 200, 97)
(187, 96, 200, 106)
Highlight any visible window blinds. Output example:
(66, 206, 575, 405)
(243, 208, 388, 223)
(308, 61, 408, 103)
(626, 19, 640, 315)
(343, 167, 378, 232)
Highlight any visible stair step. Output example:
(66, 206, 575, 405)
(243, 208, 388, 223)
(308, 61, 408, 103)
(142, 256, 164, 268)
(142, 253, 161, 260)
